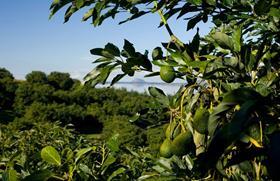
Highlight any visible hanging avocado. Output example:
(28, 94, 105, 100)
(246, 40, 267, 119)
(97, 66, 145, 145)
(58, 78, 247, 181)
(160, 138, 173, 158)
(171, 131, 194, 156)
(193, 107, 209, 134)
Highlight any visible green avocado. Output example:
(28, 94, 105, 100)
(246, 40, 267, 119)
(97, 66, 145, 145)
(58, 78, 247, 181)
(193, 107, 209, 134)
(160, 139, 173, 158)
(171, 131, 194, 156)
(160, 66, 176, 83)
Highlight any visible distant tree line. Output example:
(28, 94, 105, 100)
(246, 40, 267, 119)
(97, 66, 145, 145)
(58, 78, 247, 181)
(0, 67, 166, 152)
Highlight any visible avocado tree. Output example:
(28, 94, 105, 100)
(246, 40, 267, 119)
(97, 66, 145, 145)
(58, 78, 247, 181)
(49, 0, 279, 180)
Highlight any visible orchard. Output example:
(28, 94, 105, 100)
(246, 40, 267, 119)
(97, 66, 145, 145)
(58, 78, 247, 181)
(1, 0, 280, 180)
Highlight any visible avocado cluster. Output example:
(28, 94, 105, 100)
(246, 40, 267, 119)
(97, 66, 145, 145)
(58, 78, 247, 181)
(160, 121, 194, 158)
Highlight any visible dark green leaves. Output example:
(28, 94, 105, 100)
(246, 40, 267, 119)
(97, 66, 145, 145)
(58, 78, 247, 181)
(267, 132, 280, 180)
(222, 88, 261, 104)
(105, 43, 121, 57)
(152, 47, 163, 60)
(123, 39, 136, 57)
(201, 100, 258, 168)
(86, 40, 152, 87)
(23, 170, 54, 181)
(254, 0, 272, 16)
(119, 11, 149, 24)
(187, 14, 202, 31)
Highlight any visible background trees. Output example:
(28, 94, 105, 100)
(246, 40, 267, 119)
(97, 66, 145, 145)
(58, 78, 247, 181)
(25, 71, 48, 84)
(0, 68, 17, 110)
(47, 71, 75, 90)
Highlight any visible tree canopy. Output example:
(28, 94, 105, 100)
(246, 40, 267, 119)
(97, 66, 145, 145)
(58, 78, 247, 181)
(3, 0, 277, 180)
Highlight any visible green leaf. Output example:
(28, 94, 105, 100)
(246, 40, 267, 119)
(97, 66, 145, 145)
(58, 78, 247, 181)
(190, 29, 200, 53)
(223, 87, 261, 104)
(177, 3, 199, 19)
(82, 8, 94, 21)
(152, 59, 178, 67)
(242, 45, 256, 71)
(22, 170, 54, 181)
(101, 153, 117, 171)
(110, 74, 126, 86)
(232, 26, 242, 52)
(123, 39, 136, 57)
(41, 146, 61, 166)
(144, 71, 160, 77)
(269, 8, 280, 17)
(106, 134, 120, 152)
(76, 0, 84, 9)
(193, 131, 206, 155)
(169, 50, 186, 65)
(105, 43, 120, 57)
(188, 0, 202, 6)
(121, 62, 134, 76)
(84, 68, 101, 83)
(152, 47, 163, 60)
(137, 54, 152, 71)
(50, 0, 60, 9)
(222, 0, 233, 6)
(119, 11, 149, 24)
(212, 32, 234, 51)
(107, 167, 126, 181)
(75, 147, 96, 163)
(187, 14, 202, 30)
(148, 87, 169, 107)
(2, 169, 18, 181)
(90, 48, 115, 59)
(208, 102, 232, 137)
(64, 5, 78, 23)
(98, 64, 117, 84)
(49, 0, 72, 19)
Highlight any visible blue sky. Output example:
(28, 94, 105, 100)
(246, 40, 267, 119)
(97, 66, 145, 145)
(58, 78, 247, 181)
(0, 0, 212, 84)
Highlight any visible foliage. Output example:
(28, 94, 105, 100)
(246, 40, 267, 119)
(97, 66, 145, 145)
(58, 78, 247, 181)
(25, 71, 48, 84)
(0, 68, 17, 110)
(0, 121, 162, 180)
(0, 68, 164, 150)
(50, 0, 280, 180)
(47, 71, 74, 90)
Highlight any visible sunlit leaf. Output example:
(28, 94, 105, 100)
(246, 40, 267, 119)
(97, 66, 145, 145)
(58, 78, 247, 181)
(41, 146, 61, 166)
(107, 167, 126, 181)
(75, 147, 95, 163)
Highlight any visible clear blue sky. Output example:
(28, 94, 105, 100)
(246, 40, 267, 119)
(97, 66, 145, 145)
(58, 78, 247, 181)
(0, 0, 212, 82)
